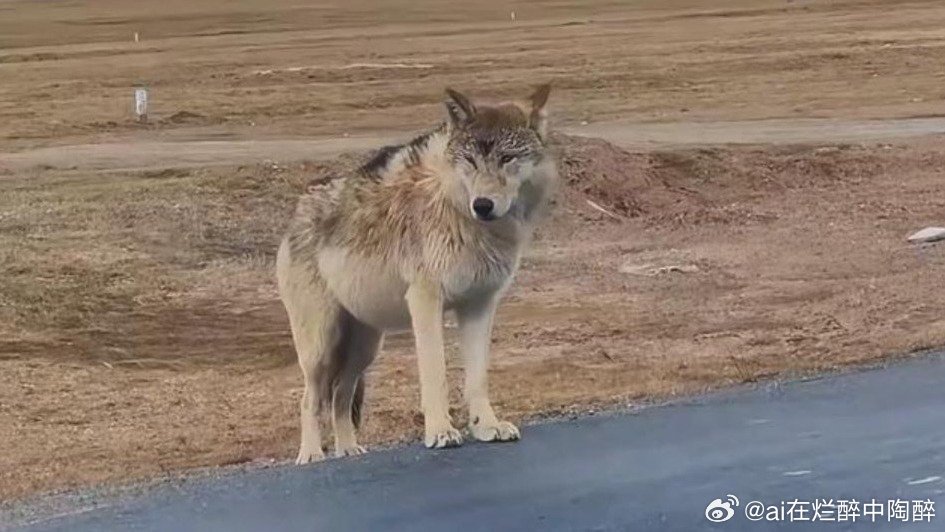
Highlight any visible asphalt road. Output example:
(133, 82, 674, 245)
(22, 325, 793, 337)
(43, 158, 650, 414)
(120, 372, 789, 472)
(11, 351, 945, 532)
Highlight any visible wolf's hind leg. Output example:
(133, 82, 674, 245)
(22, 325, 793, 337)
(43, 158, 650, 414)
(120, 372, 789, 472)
(331, 316, 382, 457)
(456, 294, 520, 442)
(278, 245, 344, 464)
(288, 299, 344, 464)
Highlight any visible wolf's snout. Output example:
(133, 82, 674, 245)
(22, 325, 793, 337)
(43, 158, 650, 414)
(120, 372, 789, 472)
(471, 197, 495, 220)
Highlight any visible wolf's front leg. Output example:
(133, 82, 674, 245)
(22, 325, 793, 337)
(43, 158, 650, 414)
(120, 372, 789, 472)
(456, 295, 520, 442)
(406, 280, 463, 448)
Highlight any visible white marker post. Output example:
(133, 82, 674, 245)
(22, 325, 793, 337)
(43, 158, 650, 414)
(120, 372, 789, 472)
(134, 86, 149, 124)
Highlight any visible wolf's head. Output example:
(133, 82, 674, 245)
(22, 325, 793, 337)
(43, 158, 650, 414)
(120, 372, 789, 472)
(443, 85, 553, 222)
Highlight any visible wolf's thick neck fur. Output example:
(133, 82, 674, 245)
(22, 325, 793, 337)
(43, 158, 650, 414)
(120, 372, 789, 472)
(287, 114, 554, 296)
(356, 123, 552, 228)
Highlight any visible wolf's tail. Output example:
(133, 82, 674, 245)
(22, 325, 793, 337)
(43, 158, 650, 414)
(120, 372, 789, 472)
(318, 366, 366, 427)
(351, 376, 365, 429)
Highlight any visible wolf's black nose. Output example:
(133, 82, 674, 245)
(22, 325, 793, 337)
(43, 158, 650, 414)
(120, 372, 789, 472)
(472, 197, 495, 219)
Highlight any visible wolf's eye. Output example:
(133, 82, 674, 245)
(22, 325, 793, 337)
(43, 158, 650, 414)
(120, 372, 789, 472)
(499, 153, 518, 165)
(463, 154, 478, 169)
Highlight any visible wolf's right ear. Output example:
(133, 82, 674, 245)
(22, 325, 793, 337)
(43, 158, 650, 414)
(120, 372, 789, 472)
(444, 88, 476, 127)
(528, 83, 551, 141)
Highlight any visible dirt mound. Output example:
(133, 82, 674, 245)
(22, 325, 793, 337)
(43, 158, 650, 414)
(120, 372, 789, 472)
(552, 135, 927, 227)
(554, 133, 652, 217)
(554, 133, 700, 220)
(553, 133, 743, 225)
(162, 110, 214, 125)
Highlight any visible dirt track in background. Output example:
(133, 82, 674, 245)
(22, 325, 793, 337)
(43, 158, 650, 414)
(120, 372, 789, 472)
(7, 117, 945, 173)
(3, 0, 945, 504)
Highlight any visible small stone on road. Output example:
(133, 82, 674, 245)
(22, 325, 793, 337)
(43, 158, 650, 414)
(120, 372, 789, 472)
(907, 227, 945, 243)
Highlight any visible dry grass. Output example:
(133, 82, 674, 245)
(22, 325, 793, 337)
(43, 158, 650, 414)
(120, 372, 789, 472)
(2, 136, 945, 501)
(4, 0, 945, 143)
(0, 161, 330, 366)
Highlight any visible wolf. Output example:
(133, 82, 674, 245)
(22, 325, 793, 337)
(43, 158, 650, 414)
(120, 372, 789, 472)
(276, 85, 557, 463)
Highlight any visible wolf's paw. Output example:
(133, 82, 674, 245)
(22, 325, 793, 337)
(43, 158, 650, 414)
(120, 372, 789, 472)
(334, 444, 367, 458)
(425, 426, 464, 449)
(295, 447, 326, 465)
(469, 419, 521, 442)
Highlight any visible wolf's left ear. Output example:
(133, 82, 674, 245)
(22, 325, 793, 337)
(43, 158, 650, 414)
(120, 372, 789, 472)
(444, 88, 477, 127)
(528, 83, 551, 141)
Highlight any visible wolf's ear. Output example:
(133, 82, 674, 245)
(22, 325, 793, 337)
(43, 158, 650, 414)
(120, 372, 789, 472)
(528, 83, 551, 141)
(444, 88, 476, 127)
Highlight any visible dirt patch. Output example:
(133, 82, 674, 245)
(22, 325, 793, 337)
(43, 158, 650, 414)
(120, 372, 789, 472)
(2, 135, 945, 501)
